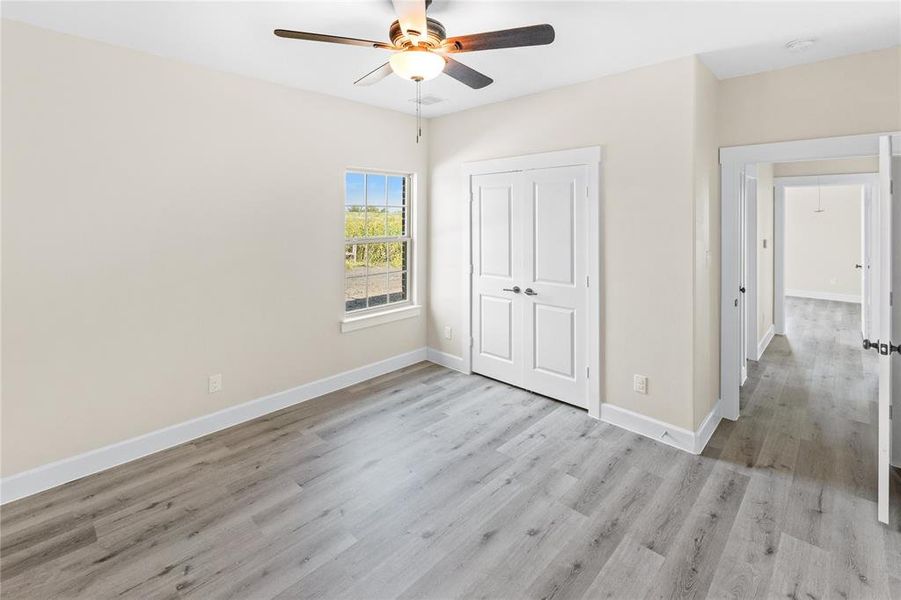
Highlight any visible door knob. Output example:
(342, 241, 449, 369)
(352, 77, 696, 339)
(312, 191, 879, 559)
(739, 286, 746, 294)
(503, 286, 521, 293)
(524, 288, 538, 296)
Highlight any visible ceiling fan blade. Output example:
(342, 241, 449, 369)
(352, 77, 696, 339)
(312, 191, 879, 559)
(274, 29, 394, 49)
(443, 24, 555, 53)
(391, 0, 428, 40)
(443, 57, 493, 89)
(354, 62, 393, 86)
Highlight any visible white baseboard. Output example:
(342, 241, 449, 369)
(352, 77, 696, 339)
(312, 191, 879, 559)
(756, 324, 775, 360)
(0, 348, 428, 505)
(785, 289, 861, 303)
(599, 399, 721, 455)
(426, 347, 467, 373)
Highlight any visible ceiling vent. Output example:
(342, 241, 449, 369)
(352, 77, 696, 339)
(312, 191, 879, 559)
(785, 39, 816, 52)
(410, 94, 445, 106)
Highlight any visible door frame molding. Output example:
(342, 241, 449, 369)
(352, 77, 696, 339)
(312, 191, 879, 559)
(461, 146, 603, 418)
(773, 173, 878, 336)
(720, 132, 900, 422)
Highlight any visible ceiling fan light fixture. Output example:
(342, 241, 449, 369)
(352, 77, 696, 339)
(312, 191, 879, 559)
(389, 48, 445, 81)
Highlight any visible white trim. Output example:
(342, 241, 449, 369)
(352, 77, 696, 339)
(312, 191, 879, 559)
(720, 131, 901, 424)
(720, 132, 884, 166)
(461, 146, 603, 418)
(693, 401, 723, 455)
(0, 348, 428, 505)
(462, 146, 603, 176)
(774, 183, 786, 335)
(774, 174, 878, 187)
(785, 290, 862, 303)
(756, 324, 775, 360)
(599, 400, 721, 455)
(341, 304, 421, 332)
(426, 347, 466, 373)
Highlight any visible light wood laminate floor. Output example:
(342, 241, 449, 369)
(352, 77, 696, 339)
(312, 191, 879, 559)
(2, 297, 899, 599)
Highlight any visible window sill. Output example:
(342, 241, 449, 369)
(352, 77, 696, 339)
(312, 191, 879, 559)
(340, 304, 422, 333)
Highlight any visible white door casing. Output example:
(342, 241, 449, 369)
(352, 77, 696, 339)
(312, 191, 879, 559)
(470, 166, 589, 409)
(720, 132, 898, 424)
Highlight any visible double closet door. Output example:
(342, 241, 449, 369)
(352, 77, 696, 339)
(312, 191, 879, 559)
(471, 165, 589, 409)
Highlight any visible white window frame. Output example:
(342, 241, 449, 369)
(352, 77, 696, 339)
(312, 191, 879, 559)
(341, 168, 420, 332)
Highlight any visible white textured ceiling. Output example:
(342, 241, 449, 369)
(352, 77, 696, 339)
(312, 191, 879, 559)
(3, 1, 899, 117)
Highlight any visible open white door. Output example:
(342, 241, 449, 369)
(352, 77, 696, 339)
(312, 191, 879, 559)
(876, 135, 896, 524)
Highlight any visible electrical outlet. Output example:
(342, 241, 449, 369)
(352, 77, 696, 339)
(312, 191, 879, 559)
(209, 374, 222, 394)
(633, 374, 648, 395)
(444, 325, 453, 340)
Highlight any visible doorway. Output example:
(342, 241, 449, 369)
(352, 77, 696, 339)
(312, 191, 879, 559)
(720, 132, 900, 524)
(462, 147, 602, 415)
(774, 174, 879, 342)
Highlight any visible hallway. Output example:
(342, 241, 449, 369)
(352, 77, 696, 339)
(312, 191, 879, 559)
(706, 295, 898, 598)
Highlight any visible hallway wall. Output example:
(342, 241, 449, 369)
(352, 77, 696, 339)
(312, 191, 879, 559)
(784, 185, 863, 302)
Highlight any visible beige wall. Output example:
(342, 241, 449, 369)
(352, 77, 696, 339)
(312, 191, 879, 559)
(718, 47, 901, 147)
(756, 164, 775, 343)
(785, 185, 863, 299)
(691, 60, 720, 427)
(774, 157, 878, 177)
(1, 20, 429, 476)
(428, 56, 703, 430)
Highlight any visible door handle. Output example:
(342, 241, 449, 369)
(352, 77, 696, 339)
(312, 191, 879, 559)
(739, 286, 746, 294)
(524, 288, 538, 296)
(855, 264, 863, 269)
(503, 286, 521, 293)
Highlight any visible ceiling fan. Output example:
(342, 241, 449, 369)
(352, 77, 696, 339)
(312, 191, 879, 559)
(273, 0, 555, 91)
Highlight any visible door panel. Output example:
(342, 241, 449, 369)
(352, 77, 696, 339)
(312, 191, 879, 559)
(479, 296, 513, 360)
(471, 173, 522, 384)
(522, 166, 588, 407)
(479, 187, 513, 278)
(533, 181, 575, 285)
(533, 303, 575, 378)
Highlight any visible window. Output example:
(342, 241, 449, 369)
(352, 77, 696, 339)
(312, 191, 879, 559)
(344, 170, 411, 313)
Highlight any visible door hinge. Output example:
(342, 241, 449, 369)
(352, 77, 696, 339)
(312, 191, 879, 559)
(586, 275, 590, 287)
(586, 366, 590, 379)
(469, 337, 474, 348)
(891, 405, 894, 420)
(469, 191, 475, 203)
(469, 264, 474, 275)
(585, 186, 589, 198)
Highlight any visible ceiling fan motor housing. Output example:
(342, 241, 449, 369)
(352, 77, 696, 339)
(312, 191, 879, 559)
(390, 18, 447, 48)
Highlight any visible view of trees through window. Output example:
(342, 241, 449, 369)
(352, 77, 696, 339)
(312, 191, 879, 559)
(345, 171, 409, 312)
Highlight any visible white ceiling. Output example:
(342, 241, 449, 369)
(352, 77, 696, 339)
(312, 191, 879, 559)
(3, 1, 899, 117)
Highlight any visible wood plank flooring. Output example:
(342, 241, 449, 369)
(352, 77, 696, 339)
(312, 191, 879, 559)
(2, 297, 899, 599)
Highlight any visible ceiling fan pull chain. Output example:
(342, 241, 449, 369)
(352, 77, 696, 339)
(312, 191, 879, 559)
(416, 78, 422, 144)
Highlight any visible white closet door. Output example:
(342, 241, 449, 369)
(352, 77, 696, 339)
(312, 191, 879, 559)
(471, 172, 523, 385)
(471, 166, 589, 409)
(521, 166, 588, 408)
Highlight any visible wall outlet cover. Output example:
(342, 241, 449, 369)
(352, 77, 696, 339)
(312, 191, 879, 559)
(633, 374, 648, 395)
(209, 374, 222, 394)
